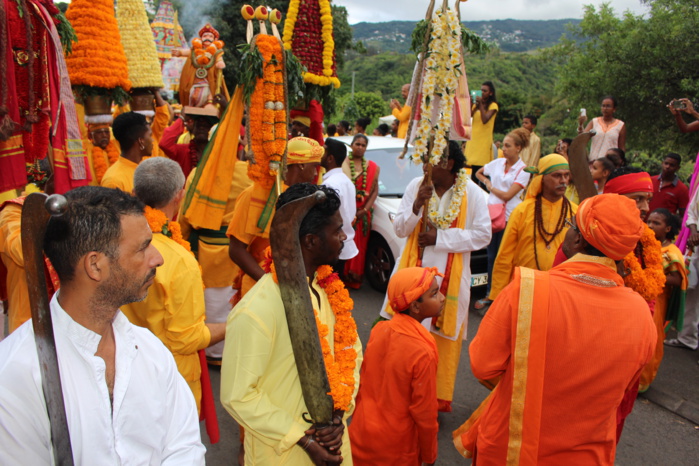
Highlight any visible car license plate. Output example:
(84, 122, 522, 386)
(471, 274, 488, 287)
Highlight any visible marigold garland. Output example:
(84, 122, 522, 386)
(412, 7, 462, 166)
(283, 0, 340, 88)
(91, 140, 120, 184)
(263, 248, 358, 411)
(248, 35, 287, 189)
(116, 0, 164, 88)
(623, 225, 665, 302)
(65, 0, 131, 91)
(144, 206, 191, 252)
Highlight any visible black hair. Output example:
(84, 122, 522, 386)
(324, 138, 348, 166)
(583, 243, 606, 257)
(376, 123, 390, 136)
(338, 120, 350, 131)
(594, 156, 615, 175)
(523, 114, 538, 126)
(448, 140, 466, 174)
(276, 183, 342, 239)
(602, 95, 618, 108)
(112, 112, 149, 152)
(650, 208, 681, 241)
(482, 81, 497, 104)
(605, 148, 626, 168)
(607, 165, 643, 182)
(351, 133, 369, 146)
(326, 123, 337, 137)
(355, 117, 371, 131)
(665, 152, 682, 165)
(44, 186, 145, 283)
(562, 138, 572, 145)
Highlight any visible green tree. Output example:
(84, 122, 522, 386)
(341, 91, 387, 125)
(549, 0, 699, 162)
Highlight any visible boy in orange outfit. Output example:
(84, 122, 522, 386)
(350, 267, 445, 466)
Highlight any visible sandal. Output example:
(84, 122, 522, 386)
(474, 298, 493, 311)
(663, 338, 695, 350)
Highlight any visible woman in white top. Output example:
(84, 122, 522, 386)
(474, 127, 531, 311)
(578, 95, 627, 161)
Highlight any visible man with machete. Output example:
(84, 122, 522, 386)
(221, 183, 363, 465)
(0, 187, 205, 464)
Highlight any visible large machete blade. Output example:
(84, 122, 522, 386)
(270, 191, 334, 426)
(21, 192, 74, 465)
(568, 131, 597, 202)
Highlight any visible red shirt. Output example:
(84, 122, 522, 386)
(649, 174, 689, 215)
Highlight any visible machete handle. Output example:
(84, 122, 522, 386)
(270, 191, 335, 426)
(568, 131, 597, 202)
(21, 193, 74, 465)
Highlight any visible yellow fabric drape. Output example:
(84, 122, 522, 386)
(183, 87, 245, 230)
(385, 189, 468, 338)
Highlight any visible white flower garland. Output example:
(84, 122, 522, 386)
(412, 7, 462, 166)
(428, 168, 468, 229)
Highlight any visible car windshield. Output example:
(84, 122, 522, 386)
(363, 147, 422, 197)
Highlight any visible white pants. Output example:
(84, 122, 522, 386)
(204, 287, 235, 358)
(678, 286, 699, 349)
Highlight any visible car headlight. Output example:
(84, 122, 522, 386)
(388, 212, 396, 223)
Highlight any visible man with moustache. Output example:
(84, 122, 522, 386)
(490, 154, 578, 300)
(221, 183, 363, 465)
(0, 187, 205, 464)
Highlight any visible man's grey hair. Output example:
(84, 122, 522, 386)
(133, 157, 186, 209)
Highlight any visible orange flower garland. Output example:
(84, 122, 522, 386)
(65, 0, 131, 91)
(623, 225, 665, 302)
(263, 248, 358, 411)
(144, 206, 191, 252)
(248, 35, 287, 189)
(91, 141, 120, 184)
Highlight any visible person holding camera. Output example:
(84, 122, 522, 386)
(668, 98, 699, 133)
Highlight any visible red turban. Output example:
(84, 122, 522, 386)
(576, 194, 644, 260)
(603, 172, 652, 195)
(290, 100, 325, 146)
(199, 23, 220, 39)
(388, 267, 444, 313)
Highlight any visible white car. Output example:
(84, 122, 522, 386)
(330, 136, 489, 292)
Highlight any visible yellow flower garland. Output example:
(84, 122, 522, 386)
(263, 249, 358, 411)
(116, 0, 164, 88)
(623, 225, 665, 302)
(282, 0, 340, 88)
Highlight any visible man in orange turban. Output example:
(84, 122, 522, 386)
(350, 267, 444, 466)
(227, 137, 322, 300)
(454, 193, 656, 464)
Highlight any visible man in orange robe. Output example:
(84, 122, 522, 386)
(350, 267, 443, 465)
(454, 194, 656, 464)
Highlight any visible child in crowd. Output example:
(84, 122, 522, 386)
(641, 208, 688, 392)
(350, 267, 445, 466)
(590, 156, 615, 194)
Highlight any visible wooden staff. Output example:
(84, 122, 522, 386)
(567, 131, 596, 202)
(269, 191, 334, 427)
(21, 192, 74, 465)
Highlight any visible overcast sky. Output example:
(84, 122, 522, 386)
(341, 0, 650, 24)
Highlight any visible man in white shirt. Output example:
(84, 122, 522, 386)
(322, 138, 359, 262)
(0, 186, 205, 465)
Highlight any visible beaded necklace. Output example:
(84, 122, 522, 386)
(533, 193, 571, 269)
(349, 155, 368, 202)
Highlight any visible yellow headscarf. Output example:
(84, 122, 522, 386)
(286, 136, 323, 164)
(524, 153, 570, 199)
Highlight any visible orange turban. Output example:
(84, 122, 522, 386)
(603, 172, 652, 195)
(287, 137, 323, 165)
(88, 123, 110, 132)
(388, 267, 444, 313)
(576, 194, 644, 260)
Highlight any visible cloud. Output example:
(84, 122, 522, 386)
(342, 0, 650, 24)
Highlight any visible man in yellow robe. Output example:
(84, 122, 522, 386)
(0, 199, 28, 333)
(489, 154, 578, 300)
(101, 112, 154, 193)
(221, 184, 363, 465)
(121, 158, 226, 412)
(390, 84, 411, 139)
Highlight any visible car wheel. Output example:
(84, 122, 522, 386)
(365, 234, 395, 293)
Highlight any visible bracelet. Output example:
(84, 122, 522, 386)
(301, 436, 314, 451)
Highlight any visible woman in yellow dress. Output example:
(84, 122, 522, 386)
(640, 208, 688, 392)
(465, 81, 498, 183)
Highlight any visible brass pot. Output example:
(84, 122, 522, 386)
(130, 89, 155, 113)
(83, 94, 112, 116)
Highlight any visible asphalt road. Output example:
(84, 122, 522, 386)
(204, 284, 699, 465)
